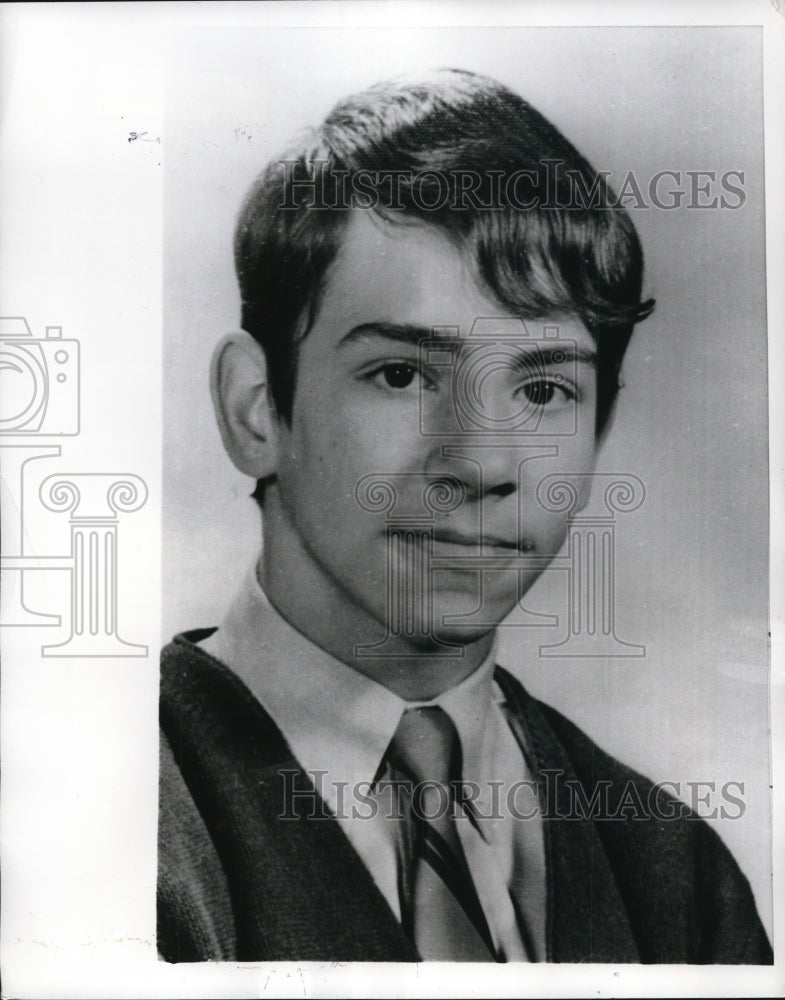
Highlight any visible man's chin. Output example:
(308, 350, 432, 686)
(425, 623, 497, 653)
(408, 590, 513, 650)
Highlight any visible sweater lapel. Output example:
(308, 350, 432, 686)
(494, 666, 640, 963)
(161, 633, 419, 962)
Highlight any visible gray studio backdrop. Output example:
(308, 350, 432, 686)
(162, 27, 771, 934)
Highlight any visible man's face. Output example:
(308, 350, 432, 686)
(265, 211, 598, 651)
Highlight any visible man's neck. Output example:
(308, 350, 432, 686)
(259, 548, 495, 702)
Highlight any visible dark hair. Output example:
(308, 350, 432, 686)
(235, 68, 654, 438)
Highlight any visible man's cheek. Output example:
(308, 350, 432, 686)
(534, 513, 572, 557)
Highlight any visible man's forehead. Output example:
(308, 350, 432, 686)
(317, 211, 591, 346)
(328, 209, 470, 285)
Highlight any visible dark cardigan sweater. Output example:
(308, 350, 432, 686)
(158, 630, 773, 964)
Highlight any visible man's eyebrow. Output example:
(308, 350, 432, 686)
(338, 321, 597, 366)
(339, 322, 443, 348)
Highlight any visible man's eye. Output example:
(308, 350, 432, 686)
(379, 363, 418, 389)
(521, 378, 573, 407)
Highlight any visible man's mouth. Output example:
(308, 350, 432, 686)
(428, 528, 534, 554)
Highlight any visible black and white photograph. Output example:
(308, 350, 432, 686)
(1, 3, 783, 998)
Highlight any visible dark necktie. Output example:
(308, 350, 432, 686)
(386, 706, 497, 961)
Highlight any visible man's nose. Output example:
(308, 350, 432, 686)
(422, 439, 519, 503)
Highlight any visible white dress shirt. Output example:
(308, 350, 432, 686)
(200, 560, 546, 961)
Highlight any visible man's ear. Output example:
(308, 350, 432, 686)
(210, 332, 279, 479)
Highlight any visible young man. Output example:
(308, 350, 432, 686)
(158, 69, 772, 963)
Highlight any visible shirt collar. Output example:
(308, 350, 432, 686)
(201, 559, 499, 813)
